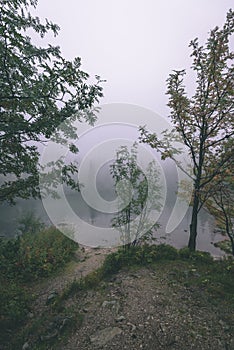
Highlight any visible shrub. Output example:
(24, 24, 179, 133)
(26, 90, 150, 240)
(0, 237, 21, 279)
(101, 244, 179, 277)
(17, 227, 78, 280)
(0, 226, 78, 281)
(0, 225, 79, 345)
(102, 251, 124, 276)
(191, 251, 213, 263)
(151, 244, 178, 261)
(179, 247, 213, 263)
(124, 244, 178, 264)
(0, 281, 31, 339)
(178, 247, 191, 259)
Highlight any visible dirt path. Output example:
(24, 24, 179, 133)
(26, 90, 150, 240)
(31, 246, 114, 315)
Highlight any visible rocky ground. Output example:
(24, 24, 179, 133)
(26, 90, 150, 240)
(61, 267, 234, 350)
(13, 248, 234, 350)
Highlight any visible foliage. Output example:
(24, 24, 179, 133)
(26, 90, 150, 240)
(59, 269, 104, 303)
(110, 142, 162, 248)
(102, 244, 179, 276)
(0, 281, 31, 335)
(0, 225, 79, 345)
(139, 10, 234, 251)
(17, 211, 45, 235)
(205, 149, 234, 255)
(0, 226, 78, 281)
(214, 239, 233, 255)
(168, 257, 234, 306)
(179, 247, 213, 263)
(0, 0, 103, 203)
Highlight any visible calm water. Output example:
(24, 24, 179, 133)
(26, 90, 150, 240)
(0, 188, 225, 257)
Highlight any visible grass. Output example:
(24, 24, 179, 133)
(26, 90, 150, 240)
(151, 256, 234, 309)
(0, 225, 79, 348)
(59, 244, 234, 308)
(8, 304, 84, 350)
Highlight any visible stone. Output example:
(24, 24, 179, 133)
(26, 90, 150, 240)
(46, 291, 58, 305)
(127, 322, 136, 331)
(22, 342, 30, 350)
(90, 327, 122, 347)
(102, 300, 117, 307)
(115, 316, 125, 322)
(102, 300, 120, 310)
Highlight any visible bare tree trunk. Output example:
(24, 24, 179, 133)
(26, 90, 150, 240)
(188, 191, 200, 251)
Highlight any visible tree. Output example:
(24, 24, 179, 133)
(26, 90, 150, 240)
(0, 0, 103, 204)
(210, 181, 234, 256)
(204, 138, 234, 255)
(110, 143, 162, 249)
(140, 10, 234, 251)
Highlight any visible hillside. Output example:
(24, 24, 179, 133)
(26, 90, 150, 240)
(2, 245, 233, 350)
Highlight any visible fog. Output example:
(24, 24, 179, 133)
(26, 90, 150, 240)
(0, 148, 225, 256)
(1, 2, 232, 257)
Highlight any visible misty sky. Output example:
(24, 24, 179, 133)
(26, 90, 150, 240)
(34, 0, 233, 116)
